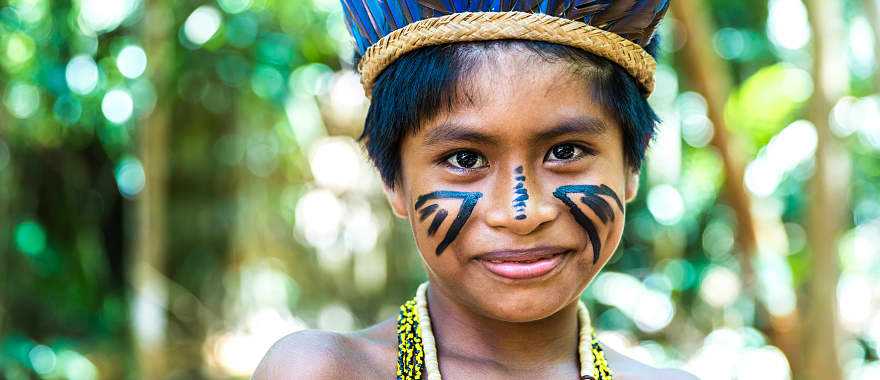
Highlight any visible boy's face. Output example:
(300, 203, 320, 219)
(384, 49, 640, 322)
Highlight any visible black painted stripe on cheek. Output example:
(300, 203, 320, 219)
(435, 193, 479, 255)
(414, 191, 483, 256)
(580, 195, 613, 223)
(596, 184, 624, 211)
(427, 209, 447, 236)
(419, 203, 438, 221)
(552, 184, 623, 264)
(555, 191, 602, 264)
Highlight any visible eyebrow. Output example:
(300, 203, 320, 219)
(531, 116, 609, 144)
(423, 122, 501, 147)
(421, 115, 609, 147)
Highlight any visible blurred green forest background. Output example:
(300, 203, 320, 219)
(1, 0, 878, 379)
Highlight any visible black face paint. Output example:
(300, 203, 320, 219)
(513, 166, 528, 220)
(552, 184, 623, 264)
(414, 191, 483, 255)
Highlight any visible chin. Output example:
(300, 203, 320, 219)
(475, 290, 573, 322)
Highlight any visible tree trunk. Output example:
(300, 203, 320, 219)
(802, 0, 848, 379)
(670, 0, 802, 371)
(670, 0, 756, 283)
(131, 2, 173, 378)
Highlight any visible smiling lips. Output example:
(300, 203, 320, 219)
(476, 247, 570, 280)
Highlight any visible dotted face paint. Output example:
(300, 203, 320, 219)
(414, 191, 483, 256)
(552, 184, 623, 264)
(512, 166, 529, 220)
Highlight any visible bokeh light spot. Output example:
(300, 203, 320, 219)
(295, 189, 343, 249)
(849, 16, 876, 78)
(116, 45, 147, 78)
(218, 0, 252, 14)
(700, 266, 741, 308)
(745, 120, 817, 197)
(4, 82, 40, 119)
(852, 96, 880, 150)
(735, 346, 791, 380)
(593, 272, 675, 333)
(767, 0, 810, 50)
(66, 55, 100, 95)
(309, 137, 366, 192)
(647, 184, 685, 225)
(713, 27, 747, 60)
(12, 0, 49, 24)
(4, 32, 35, 67)
(77, 0, 138, 35)
(15, 220, 47, 256)
(115, 156, 145, 198)
(57, 350, 98, 380)
(183, 5, 222, 46)
(101, 88, 134, 124)
(317, 303, 355, 332)
(681, 114, 714, 148)
(251, 65, 285, 99)
(29, 345, 57, 375)
(702, 221, 735, 259)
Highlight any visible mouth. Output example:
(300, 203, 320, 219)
(475, 247, 572, 280)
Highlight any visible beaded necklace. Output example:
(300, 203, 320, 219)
(396, 283, 613, 380)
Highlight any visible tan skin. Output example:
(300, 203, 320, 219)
(254, 48, 697, 379)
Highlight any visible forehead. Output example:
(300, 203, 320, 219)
(417, 48, 617, 144)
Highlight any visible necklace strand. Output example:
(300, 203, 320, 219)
(396, 282, 612, 380)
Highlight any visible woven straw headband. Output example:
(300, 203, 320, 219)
(357, 11, 657, 98)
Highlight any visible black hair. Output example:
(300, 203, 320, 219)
(359, 37, 662, 189)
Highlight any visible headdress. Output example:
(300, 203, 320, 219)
(340, 0, 671, 98)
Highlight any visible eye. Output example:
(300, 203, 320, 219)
(444, 150, 488, 170)
(545, 143, 590, 162)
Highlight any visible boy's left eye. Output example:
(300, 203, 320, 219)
(545, 143, 590, 162)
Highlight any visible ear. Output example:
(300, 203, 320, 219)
(624, 170, 640, 204)
(382, 182, 409, 219)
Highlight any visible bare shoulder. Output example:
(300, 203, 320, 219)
(252, 330, 352, 380)
(253, 319, 397, 380)
(603, 345, 699, 380)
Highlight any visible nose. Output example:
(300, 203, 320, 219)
(484, 165, 559, 235)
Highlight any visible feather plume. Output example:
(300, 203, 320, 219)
(602, 0, 668, 44)
(341, 0, 670, 54)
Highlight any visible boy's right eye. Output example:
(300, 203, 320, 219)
(444, 151, 488, 170)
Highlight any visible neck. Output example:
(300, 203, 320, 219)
(425, 282, 581, 372)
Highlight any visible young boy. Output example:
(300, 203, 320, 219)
(256, 2, 697, 379)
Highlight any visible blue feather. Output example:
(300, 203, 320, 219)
(441, 0, 455, 12)
(469, 0, 482, 12)
(383, 0, 408, 28)
(451, 0, 468, 12)
(403, 0, 421, 21)
(344, 0, 380, 41)
(364, 0, 390, 35)
(341, 0, 670, 55)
